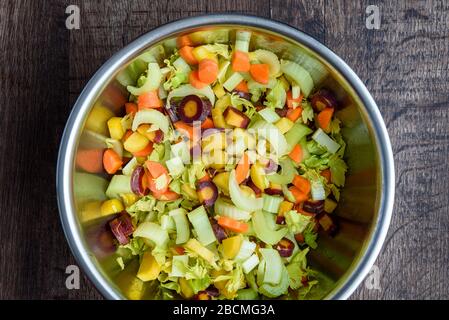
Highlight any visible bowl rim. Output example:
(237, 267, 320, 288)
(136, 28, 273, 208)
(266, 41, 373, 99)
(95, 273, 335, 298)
(57, 13, 395, 300)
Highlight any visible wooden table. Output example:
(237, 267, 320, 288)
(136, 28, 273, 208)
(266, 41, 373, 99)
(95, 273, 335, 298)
(0, 0, 448, 299)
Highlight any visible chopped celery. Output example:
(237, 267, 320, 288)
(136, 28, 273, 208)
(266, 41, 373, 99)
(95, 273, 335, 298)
(267, 159, 296, 185)
(74, 172, 108, 202)
(252, 210, 287, 245)
(312, 128, 340, 154)
(285, 123, 313, 149)
(133, 222, 169, 248)
(229, 170, 263, 212)
(259, 248, 283, 284)
(160, 215, 176, 231)
(223, 72, 244, 92)
(258, 107, 280, 123)
(170, 141, 190, 163)
(187, 206, 217, 246)
(258, 265, 289, 298)
(165, 156, 185, 177)
(166, 84, 215, 109)
(292, 84, 301, 99)
(282, 184, 296, 203)
(214, 198, 251, 221)
(236, 287, 259, 300)
(217, 60, 231, 84)
(311, 180, 326, 201)
(262, 194, 284, 214)
(122, 157, 139, 176)
(105, 175, 132, 199)
(255, 122, 289, 156)
(132, 109, 169, 134)
(242, 254, 260, 274)
(235, 239, 257, 262)
(173, 57, 191, 73)
(169, 208, 190, 244)
(127, 62, 163, 96)
(235, 30, 251, 52)
(169, 255, 189, 277)
(280, 60, 314, 97)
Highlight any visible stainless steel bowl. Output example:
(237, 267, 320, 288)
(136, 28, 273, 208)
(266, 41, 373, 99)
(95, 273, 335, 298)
(57, 14, 394, 300)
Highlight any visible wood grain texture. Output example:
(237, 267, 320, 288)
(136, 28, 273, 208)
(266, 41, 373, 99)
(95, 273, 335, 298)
(0, 0, 448, 299)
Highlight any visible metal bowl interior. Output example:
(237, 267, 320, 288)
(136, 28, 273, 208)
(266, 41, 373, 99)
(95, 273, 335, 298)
(57, 15, 394, 300)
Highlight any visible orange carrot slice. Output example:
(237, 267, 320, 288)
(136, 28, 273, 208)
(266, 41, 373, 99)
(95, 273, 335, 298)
(317, 107, 334, 132)
(232, 51, 250, 72)
(217, 216, 249, 233)
(286, 107, 302, 122)
(292, 175, 311, 195)
(234, 80, 249, 93)
(103, 149, 122, 174)
(76, 149, 104, 173)
(235, 153, 250, 184)
(198, 58, 219, 84)
(249, 64, 269, 84)
(179, 46, 198, 65)
(189, 70, 208, 89)
(288, 144, 303, 164)
(137, 90, 162, 110)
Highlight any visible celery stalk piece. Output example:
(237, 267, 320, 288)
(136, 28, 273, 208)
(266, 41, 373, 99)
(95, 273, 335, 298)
(223, 72, 244, 92)
(105, 175, 132, 199)
(252, 210, 288, 245)
(280, 60, 314, 97)
(132, 109, 170, 134)
(259, 248, 283, 285)
(133, 222, 169, 248)
(312, 128, 340, 154)
(262, 194, 284, 214)
(127, 62, 163, 96)
(229, 170, 263, 212)
(187, 206, 217, 246)
(285, 123, 313, 150)
(169, 208, 190, 244)
(242, 254, 260, 274)
(258, 107, 281, 123)
(235, 30, 251, 52)
(169, 255, 189, 277)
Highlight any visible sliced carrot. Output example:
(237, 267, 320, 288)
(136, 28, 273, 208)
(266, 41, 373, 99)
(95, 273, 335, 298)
(288, 144, 303, 164)
(145, 160, 168, 178)
(292, 175, 311, 195)
(125, 102, 138, 115)
(249, 64, 269, 84)
(200, 117, 215, 129)
(320, 169, 332, 183)
(177, 35, 193, 48)
(174, 121, 194, 140)
(286, 91, 303, 109)
(122, 129, 133, 142)
(235, 153, 250, 184)
(216, 216, 249, 233)
(198, 58, 219, 84)
(148, 173, 170, 194)
(103, 149, 122, 174)
(76, 148, 104, 173)
(189, 70, 208, 89)
(317, 107, 334, 132)
(179, 46, 198, 65)
(198, 173, 211, 183)
(137, 90, 162, 110)
(289, 186, 308, 204)
(153, 189, 180, 201)
(286, 107, 303, 122)
(132, 142, 153, 157)
(234, 80, 249, 93)
(173, 246, 186, 255)
(231, 51, 250, 72)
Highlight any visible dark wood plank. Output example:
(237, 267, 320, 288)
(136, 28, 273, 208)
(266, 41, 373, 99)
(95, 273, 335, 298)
(322, 0, 449, 299)
(0, 0, 448, 300)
